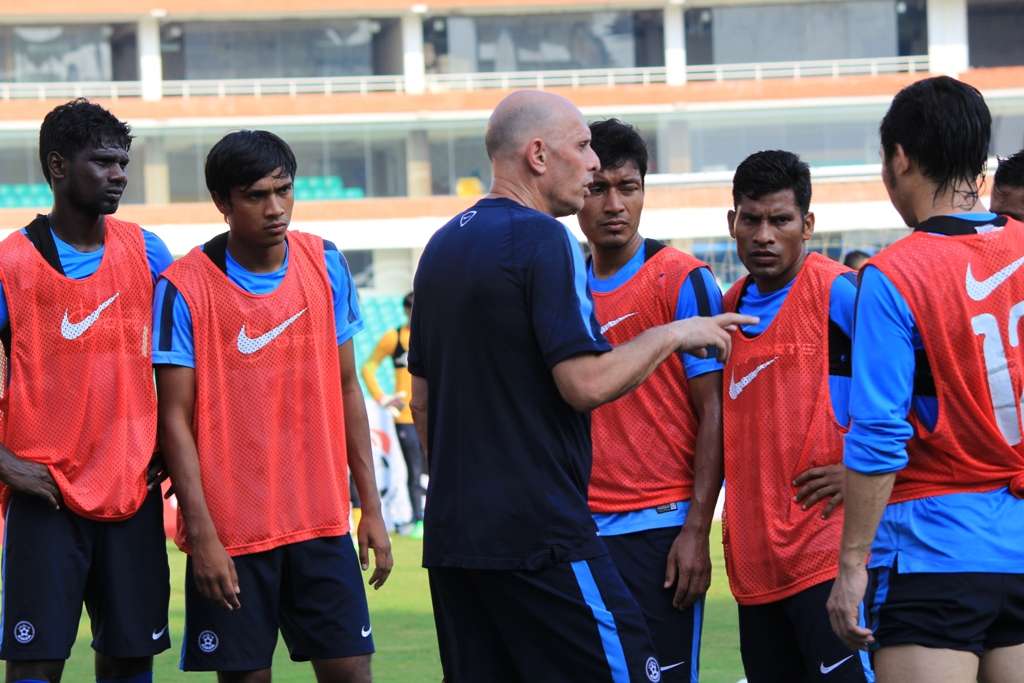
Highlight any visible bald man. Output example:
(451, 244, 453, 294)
(408, 91, 753, 681)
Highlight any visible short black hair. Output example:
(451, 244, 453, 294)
(205, 130, 297, 201)
(880, 76, 990, 201)
(403, 291, 414, 309)
(38, 98, 132, 186)
(843, 250, 870, 268)
(589, 118, 648, 180)
(995, 149, 1024, 189)
(732, 150, 812, 215)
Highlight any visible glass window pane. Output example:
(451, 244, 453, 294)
(0, 24, 137, 82)
(160, 19, 401, 80)
(425, 11, 665, 74)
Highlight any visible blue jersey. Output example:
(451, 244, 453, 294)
(589, 242, 724, 537)
(151, 238, 362, 367)
(845, 213, 1024, 573)
(409, 197, 611, 570)
(737, 268, 857, 425)
(0, 225, 172, 329)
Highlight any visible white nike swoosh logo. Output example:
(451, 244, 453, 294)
(600, 312, 638, 335)
(361, 625, 372, 637)
(60, 292, 119, 340)
(659, 660, 686, 672)
(820, 655, 854, 675)
(728, 356, 779, 400)
(237, 309, 306, 355)
(966, 256, 1024, 301)
(151, 625, 168, 640)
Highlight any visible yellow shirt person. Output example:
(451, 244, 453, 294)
(360, 293, 425, 534)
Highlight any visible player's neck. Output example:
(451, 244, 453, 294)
(487, 176, 550, 216)
(590, 233, 643, 279)
(48, 200, 105, 250)
(904, 178, 987, 226)
(226, 233, 287, 273)
(752, 250, 806, 294)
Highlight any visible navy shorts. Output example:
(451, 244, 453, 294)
(603, 527, 704, 683)
(738, 579, 873, 683)
(181, 534, 373, 672)
(0, 488, 171, 661)
(866, 565, 1024, 654)
(429, 554, 662, 683)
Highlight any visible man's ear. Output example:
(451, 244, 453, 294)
(46, 151, 66, 184)
(890, 143, 911, 177)
(802, 211, 815, 241)
(727, 209, 737, 239)
(525, 138, 546, 175)
(211, 191, 232, 223)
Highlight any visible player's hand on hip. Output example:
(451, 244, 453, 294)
(793, 464, 844, 518)
(358, 508, 394, 590)
(664, 524, 711, 609)
(192, 536, 241, 611)
(674, 313, 758, 362)
(0, 454, 62, 510)
(827, 565, 874, 651)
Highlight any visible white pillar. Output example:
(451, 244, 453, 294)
(138, 16, 163, 101)
(927, 0, 969, 76)
(402, 13, 426, 95)
(664, 3, 687, 86)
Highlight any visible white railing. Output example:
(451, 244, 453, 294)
(161, 75, 405, 98)
(0, 80, 144, 100)
(685, 55, 929, 82)
(424, 66, 669, 92)
(0, 56, 930, 101)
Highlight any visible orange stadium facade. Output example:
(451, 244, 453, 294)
(0, 0, 1020, 302)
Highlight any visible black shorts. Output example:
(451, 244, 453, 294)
(603, 527, 703, 682)
(866, 565, 1024, 654)
(0, 488, 171, 661)
(738, 579, 873, 683)
(429, 554, 662, 682)
(181, 534, 372, 672)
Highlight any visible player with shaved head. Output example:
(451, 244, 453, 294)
(408, 90, 754, 681)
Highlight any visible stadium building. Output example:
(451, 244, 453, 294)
(0, 0, 1021, 391)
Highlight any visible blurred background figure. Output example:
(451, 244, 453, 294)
(362, 291, 425, 538)
(992, 149, 1024, 221)
(842, 249, 870, 271)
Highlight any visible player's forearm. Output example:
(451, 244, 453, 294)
(410, 375, 429, 465)
(556, 326, 679, 411)
(343, 380, 383, 516)
(360, 357, 385, 402)
(839, 469, 895, 569)
(158, 414, 218, 544)
(684, 391, 723, 534)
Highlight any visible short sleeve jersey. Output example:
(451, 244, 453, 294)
(409, 197, 611, 570)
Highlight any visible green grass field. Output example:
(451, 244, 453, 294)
(48, 524, 745, 682)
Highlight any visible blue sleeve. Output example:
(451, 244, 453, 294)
(828, 272, 857, 426)
(0, 283, 7, 330)
(324, 241, 364, 346)
(151, 277, 196, 368)
(529, 224, 611, 368)
(142, 230, 174, 282)
(844, 266, 917, 474)
(675, 267, 724, 378)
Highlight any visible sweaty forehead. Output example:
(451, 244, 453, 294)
(594, 161, 642, 184)
(737, 189, 800, 215)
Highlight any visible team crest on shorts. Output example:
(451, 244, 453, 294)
(198, 630, 219, 653)
(13, 621, 34, 644)
(645, 656, 661, 682)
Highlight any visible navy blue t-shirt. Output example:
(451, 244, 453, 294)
(409, 197, 612, 570)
